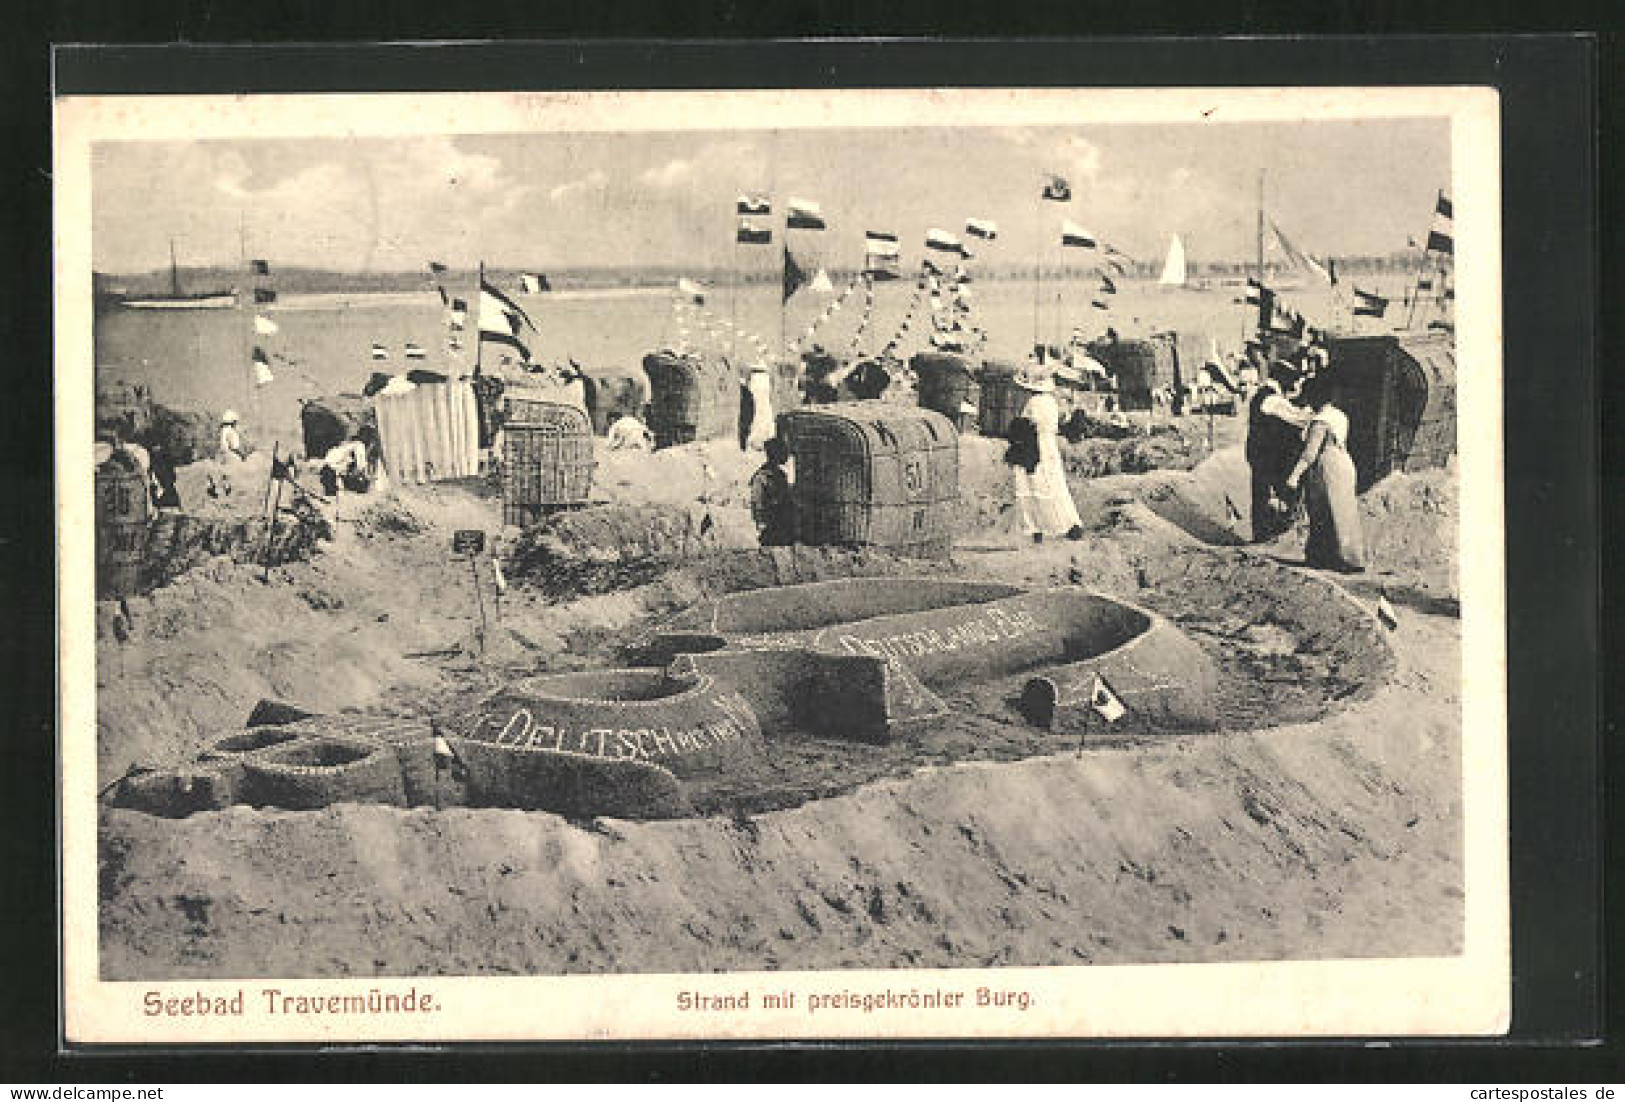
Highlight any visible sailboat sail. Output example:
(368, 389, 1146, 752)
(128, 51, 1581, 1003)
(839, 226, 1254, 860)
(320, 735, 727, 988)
(1158, 234, 1187, 287)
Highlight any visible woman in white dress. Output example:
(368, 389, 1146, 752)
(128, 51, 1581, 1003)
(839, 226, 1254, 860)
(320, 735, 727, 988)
(1284, 372, 1367, 572)
(1011, 362, 1084, 543)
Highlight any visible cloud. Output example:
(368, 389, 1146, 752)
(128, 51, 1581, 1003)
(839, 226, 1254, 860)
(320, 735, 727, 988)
(639, 140, 760, 192)
(1056, 135, 1103, 183)
(640, 158, 696, 189)
(550, 169, 608, 203)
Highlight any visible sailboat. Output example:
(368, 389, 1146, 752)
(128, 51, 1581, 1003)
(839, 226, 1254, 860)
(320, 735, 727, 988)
(119, 241, 237, 310)
(1158, 234, 1187, 287)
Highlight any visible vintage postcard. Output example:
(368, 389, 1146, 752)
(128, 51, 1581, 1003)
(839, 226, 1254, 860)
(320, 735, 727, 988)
(57, 82, 1506, 1043)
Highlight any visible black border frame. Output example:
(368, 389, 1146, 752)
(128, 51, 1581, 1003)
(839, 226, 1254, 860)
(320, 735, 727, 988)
(2, 30, 1607, 1082)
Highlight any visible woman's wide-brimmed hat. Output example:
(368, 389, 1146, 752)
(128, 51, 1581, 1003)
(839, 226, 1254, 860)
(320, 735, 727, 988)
(1012, 363, 1056, 393)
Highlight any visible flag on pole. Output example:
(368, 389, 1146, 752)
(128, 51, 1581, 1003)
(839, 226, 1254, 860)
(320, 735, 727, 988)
(736, 193, 771, 216)
(1089, 674, 1127, 723)
(480, 277, 535, 332)
(925, 228, 966, 255)
(253, 314, 279, 335)
(865, 252, 901, 280)
(786, 198, 826, 230)
(1042, 174, 1071, 201)
(252, 346, 274, 386)
(1060, 220, 1097, 248)
(428, 261, 448, 276)
(1353, 287, 1389, 318)
(965, 217, 998, 240)
(479, 277, 535, 361)
(520, 272, 551, 294)
(1426, 193, 1454, 255)
(783, 246, 811, 302)
(737, 219, 772, 245)
(250, 259, 270, 276)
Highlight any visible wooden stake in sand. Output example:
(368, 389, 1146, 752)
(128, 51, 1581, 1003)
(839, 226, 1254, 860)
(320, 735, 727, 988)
(260, 442, 285, 582)
(452, 529, 488, 655)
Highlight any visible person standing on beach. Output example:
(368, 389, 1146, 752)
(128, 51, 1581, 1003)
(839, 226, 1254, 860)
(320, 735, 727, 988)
(739, 363, 776, 451)
(1285, 372, 1367, 572)
(1245, 360, 1314, 542)
(748, 437, 798, 547)
(1010, 361, 1084, 544)
(147, 443, 180, 511)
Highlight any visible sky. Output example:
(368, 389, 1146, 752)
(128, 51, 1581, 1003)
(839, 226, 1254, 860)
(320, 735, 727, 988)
(91, 118, 1451, 275)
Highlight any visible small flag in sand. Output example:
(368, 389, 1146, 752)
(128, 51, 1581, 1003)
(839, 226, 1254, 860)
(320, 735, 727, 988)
(1089, 674, 1127, 723)
(433, 736, 455, 767)
(1376, 595, 1400, 631)
(253, 313, 279, 335)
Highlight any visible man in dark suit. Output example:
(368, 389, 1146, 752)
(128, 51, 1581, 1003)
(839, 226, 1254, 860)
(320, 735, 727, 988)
(1246, 360, 1313, 542)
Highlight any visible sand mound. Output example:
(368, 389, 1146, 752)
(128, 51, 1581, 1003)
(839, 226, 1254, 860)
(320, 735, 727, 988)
(99, 644, 1462, 979)
(504, 503, 754, 599)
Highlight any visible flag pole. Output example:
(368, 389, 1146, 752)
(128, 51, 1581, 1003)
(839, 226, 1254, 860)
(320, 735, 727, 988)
(1033, 189, 1043, 355)
(1404, 191, 1440, 330)
(474, 261, 484, 377)
(731, 212, 740, 364)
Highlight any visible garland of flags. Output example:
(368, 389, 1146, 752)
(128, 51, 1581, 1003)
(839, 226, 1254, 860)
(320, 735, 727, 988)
(848, 275, 877, 355)
(878, 271, 930, 360)
(789, 274, 863, 355)
(667, 286, 772, 363)
(248, 259, 276, 388)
